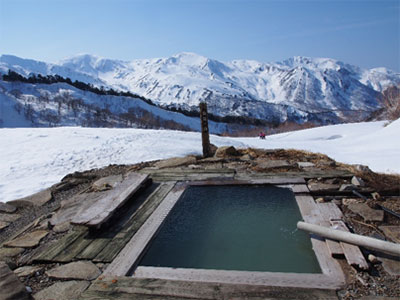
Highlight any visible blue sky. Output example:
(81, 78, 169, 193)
(0, 0, 399, 71)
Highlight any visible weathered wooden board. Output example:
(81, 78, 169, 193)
(79, 276, 339, 300)
(187, 177, 306, 186)
(317, 203, 343, 220)
(93, 182, 175, 263)
(316, 203, 344, 257)
(103, 183, 186, 276)
(330, 220, 369, 270)
(0, 261, 30, 300)
(32, 229, 86, 263)
(296, 196, 344, 257)
(235, 170, 353, 180)
(72, 172, 149, 228)
(76, 238, 110, 261)
(133, 266, 344, 290)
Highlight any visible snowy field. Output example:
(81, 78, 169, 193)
(1, 119, 399, 203)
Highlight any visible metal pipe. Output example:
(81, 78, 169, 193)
(297, 221, 400, 256)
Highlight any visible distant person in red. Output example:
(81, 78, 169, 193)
(259, 131, 266, 139)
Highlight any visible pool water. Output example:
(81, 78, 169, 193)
(138, 185, 321, 273)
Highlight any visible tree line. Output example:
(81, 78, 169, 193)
(2, 70, 155, 106)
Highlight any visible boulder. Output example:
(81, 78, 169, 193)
(0, 202, 17, 213)
(0, 262, 30, 300)
(0, 247, 24, 260)
(91, 175, 123, 192)
(255, 159, 291, 169)
(339, 184, 356, 191)
(348, 203, 384, 222)
(7, 188, 52, 207)
(4, 230, 48, 248)
(215, 146, 239, 158)
(46, 261, 101, 281)
(33, 281, 90, 300)
(351, 176, 365, 187)
(14, 265, 42, 277)
(0, 213, 20, 223)
(154, 155, 197, 169)
(0, 221, 9, 230)
(297, 162, 315, 168)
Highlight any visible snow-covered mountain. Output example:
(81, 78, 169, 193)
(1, 53, 399, 124)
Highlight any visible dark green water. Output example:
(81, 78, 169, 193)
(138, 185, 321, 273)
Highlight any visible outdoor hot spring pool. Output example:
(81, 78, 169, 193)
(138, 185, 321, 273)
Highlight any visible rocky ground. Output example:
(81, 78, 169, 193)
(0, 147, 399, 299)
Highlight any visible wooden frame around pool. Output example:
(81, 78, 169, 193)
(103, 178, 345, 290)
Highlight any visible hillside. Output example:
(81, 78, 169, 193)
(1, 120, 398, 203)
(1, 53, 399, 125)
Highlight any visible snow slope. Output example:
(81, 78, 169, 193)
(2, 53, 399, 124)
(1, 120, 399, 202)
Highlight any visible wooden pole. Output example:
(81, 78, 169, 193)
(297, 221, 400, 256)
(199, 102, 211, 158)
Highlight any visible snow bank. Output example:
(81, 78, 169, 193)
(0, 120, 398, 203)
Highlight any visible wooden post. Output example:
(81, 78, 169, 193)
(199, 102, 211, 158)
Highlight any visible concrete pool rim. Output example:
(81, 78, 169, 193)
(103, 177, 345, 290)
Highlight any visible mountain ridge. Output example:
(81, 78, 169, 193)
(1, 52, 399, 125)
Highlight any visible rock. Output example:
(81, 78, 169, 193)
(188, 164, 203, 169)
(33, 280, 90, 300)
(0, 202, 17, 213)
(25, 286, 32, 294)
(0, 213, 21, 223)
(348, 203, 384, 222)
(353, 164, 372, 173)
(7, 188, 52, 207)
(0, 247, 25, 259)
(53, 221, 71, 233)
(0, 261, 30, 300)
(339, 184, 356, 191)
(368, 254, 379, 264)
(14, 265, 42, 277)
(4, 230, 49, 248)
(208, 143, 218, 156)
(92, 175, 123, 191)
(255, 159, 291, 169)
(46, 261, 101, 280)
(379, 226, 400, 243)
(351, 176, 365, 187)
(240, 154, 254, 161)
(215, 146, 239, 157)
(371, 192, 381, 200)
(307, 182, 340, 192)
(0, 221, 9, 230)
(315, 197, 325, 203)
(378, 255, 400, 276)
(154, 155, 197, 169)
(342, 198, 363, 206)
(297, 162, 315, 168)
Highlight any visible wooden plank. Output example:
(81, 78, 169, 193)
(75, 238, 110, 260)
(330, 220, 369, 270)
(133, 266, 344, 290)
(71, 172, 149, 228)
(93, 183, 175, 263)
(295, 196, 344, 257)
(104, 183, 186, 276)
(189, 177, 306, 186)
(294, 195, 319, 222)
(52, 231, 93, 262)
(315, 203, 344, 257)
(0, 261, 30, 300)
(32, 229, 86, 263)
(80, 276, 338, 300)
(317, 203, 343, 220)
